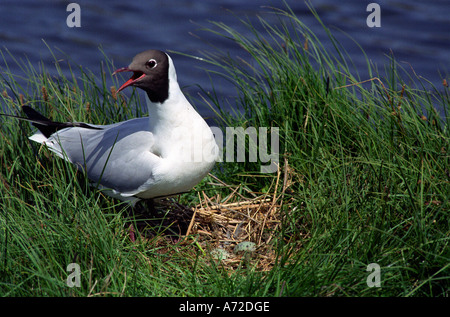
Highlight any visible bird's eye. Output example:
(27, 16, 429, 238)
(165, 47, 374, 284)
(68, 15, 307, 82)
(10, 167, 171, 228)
(146, 59, 157, 69)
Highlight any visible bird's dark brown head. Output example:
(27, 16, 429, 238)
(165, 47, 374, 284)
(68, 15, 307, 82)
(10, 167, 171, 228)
(113, 49, 170, 103)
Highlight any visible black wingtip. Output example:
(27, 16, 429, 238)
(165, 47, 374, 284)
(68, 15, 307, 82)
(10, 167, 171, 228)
(22, 105, 51, 122)
(21, 105, 103, 138)
(21, 106, 56, 138)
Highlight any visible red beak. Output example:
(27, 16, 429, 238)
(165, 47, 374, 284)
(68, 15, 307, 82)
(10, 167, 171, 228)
(113, 67, 146, 92)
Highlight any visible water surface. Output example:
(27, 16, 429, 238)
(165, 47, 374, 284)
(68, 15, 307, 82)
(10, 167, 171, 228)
(1, 0, 448, 117)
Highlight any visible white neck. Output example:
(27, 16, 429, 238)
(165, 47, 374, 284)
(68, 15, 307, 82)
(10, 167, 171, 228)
(145, 80, 191, 132)
(145, 54, 191, 131)
(144, 54, 217, 163)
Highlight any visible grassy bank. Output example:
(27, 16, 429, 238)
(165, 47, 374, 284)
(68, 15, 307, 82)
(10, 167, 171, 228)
(0, 5, 449, 296)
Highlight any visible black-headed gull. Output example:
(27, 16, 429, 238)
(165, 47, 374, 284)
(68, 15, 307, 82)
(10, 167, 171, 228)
(5, 50, 218, 204)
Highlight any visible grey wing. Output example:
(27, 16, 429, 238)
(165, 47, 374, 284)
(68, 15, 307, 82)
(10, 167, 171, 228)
(44, 118, 162, 194)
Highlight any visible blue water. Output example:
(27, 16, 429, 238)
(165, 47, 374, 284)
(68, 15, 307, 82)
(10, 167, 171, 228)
(1, 0, 449, 117)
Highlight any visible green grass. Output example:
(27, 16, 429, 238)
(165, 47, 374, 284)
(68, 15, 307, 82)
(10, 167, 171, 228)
(1, 4, 449, 297)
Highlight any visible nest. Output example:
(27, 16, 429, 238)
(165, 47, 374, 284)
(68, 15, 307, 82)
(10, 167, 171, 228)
(131, 159, 301, 271)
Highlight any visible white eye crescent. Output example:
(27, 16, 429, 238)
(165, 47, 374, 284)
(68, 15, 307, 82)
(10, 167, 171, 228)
(146, 59, 157, 69)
